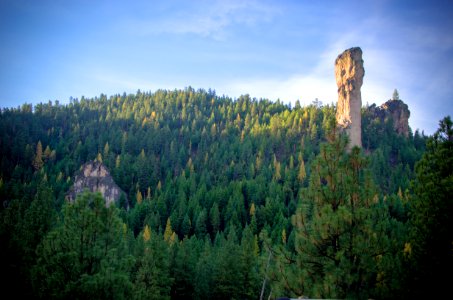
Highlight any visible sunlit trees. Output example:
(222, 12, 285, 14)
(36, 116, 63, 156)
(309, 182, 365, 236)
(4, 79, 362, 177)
(32, 141, 44, 170)
(0, 88, 429, 298)
(272, 129, 397, 298)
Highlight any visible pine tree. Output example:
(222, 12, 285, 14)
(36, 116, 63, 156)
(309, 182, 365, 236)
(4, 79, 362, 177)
(275, 133, 388, 298)
(172, 237, 199, 298)
(239, 225, 260, 299)
(194, 239, 214, 299)
(115, 155, 121, 169)
(213, 228, 242, 299)
(249, 202, 256, 216)
(32, 192, 133, 298)
(134, 232, 172, 300)
(143, 225, 151, 242)
(164, 218, 174, 243)
(22, 182, 55, 259)
(103, 142, 110, 158)
(136, 190, 143, 205)
(43, 145, 52, 161)
(195, 209, 207, 238)
(146, 187, 151, 200)
(297, 153, 306, 183)
(181, 214, 191, 237)
(210, 202, 220, 234)
(273, 155, 282, 182)
(32, 141, 44, 170)
(406, 116, 453, 298)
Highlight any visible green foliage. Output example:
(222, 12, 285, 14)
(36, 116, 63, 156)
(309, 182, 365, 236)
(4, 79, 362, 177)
(134, 230, 173, 300)
(270, 133, 406, 299)
(32, 192, 134, 299)
(32, 141, 44, 170)
(21, 181, 56, 263)
(171, 236, 200, 298)
(0, 88, 433, 298)
(0, 178, 55, 297)
(406, 116, 453, 298)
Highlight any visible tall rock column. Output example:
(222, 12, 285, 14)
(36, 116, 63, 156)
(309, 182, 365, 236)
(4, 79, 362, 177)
(335, 47, 364, 149)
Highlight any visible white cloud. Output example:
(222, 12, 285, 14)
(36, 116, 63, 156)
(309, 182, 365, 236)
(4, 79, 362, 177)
(99, 1, 453, 134)
(221, 29, 395, 109)
(122, 0, 280, 40)
(222, 75, 335, 105)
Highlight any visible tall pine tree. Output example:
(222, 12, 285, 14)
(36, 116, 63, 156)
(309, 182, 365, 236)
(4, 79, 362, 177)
(273, 130, 390, 298)
(406, 116, 453, 298)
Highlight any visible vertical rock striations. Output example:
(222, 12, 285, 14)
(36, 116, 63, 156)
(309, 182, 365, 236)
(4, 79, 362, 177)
(335, 47, 364, 148)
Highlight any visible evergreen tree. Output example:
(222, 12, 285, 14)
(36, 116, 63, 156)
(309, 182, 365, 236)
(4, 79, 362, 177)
(171, 237, 199, 298)
(181, 213, 192, 237)
(136, 190, 143, 205)
(194, 239, 215, 299)
(134, 231, 172, 300)
(143, 224, 151, 242)
(274, 133, 389, 298)
(297, 152, 306, 183)
(33, 141, 44, 170)
(239, 225, 260, 299)
(406, 116, 453, 298)
(32, 192, 134, 299)
(209, 202, 220, 235)
(195, 208, 207, 238)
(163, 218, 174, 243)
(212, 229, 242, 299)
(22, 181, 56, 263)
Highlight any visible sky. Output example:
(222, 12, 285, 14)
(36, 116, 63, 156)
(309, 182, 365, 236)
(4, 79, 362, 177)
(1, 0, 452, 134)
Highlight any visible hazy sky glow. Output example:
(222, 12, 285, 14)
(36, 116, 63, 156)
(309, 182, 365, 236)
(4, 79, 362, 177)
(1, 0, 452, 134)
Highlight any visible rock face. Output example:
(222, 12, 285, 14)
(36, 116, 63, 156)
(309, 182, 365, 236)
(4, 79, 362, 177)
(335, 47, 364, 149)
(368, 99, 410, 137)
(381, 99, 410, 137)
(67, 161, 125, 206)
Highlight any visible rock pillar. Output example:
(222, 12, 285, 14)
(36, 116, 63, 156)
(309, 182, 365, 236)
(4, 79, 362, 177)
(335, 47, 364, 148)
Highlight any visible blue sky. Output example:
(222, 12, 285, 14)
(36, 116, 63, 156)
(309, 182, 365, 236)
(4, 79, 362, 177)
(1, 0, 452, 134)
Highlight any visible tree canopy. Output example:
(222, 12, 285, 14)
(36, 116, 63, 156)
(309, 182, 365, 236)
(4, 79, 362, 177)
(0, 88, 442, 299)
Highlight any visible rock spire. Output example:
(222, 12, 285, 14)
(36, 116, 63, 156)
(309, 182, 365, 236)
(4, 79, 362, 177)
(335, 47, 364, 148)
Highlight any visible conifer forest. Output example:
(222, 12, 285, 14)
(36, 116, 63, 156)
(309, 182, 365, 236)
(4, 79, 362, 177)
(0, 88, 451, 299)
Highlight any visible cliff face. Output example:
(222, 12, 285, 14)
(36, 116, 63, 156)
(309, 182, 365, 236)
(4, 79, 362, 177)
(335, 47, 364, 149)
(67, 161, 125, 206)
(381, 99, 410, 137)
(367, 99, 410, 137)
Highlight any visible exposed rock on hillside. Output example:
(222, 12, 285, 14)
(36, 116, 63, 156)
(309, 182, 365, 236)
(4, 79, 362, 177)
(67, 161, 125, 206)
(381, 99, 410, 137)
(335, 47, 364, 149)
(367, 99, 410, 137)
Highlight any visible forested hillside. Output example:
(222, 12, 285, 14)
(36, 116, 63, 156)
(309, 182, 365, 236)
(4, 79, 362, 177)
(0, 88, 450, 299)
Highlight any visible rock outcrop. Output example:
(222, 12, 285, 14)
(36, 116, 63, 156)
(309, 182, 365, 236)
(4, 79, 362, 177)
(381, 99, 410, 137)
(335, 47, 364, 149)
(368, 99, 410, 137)
(67, 161, 125, 206)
